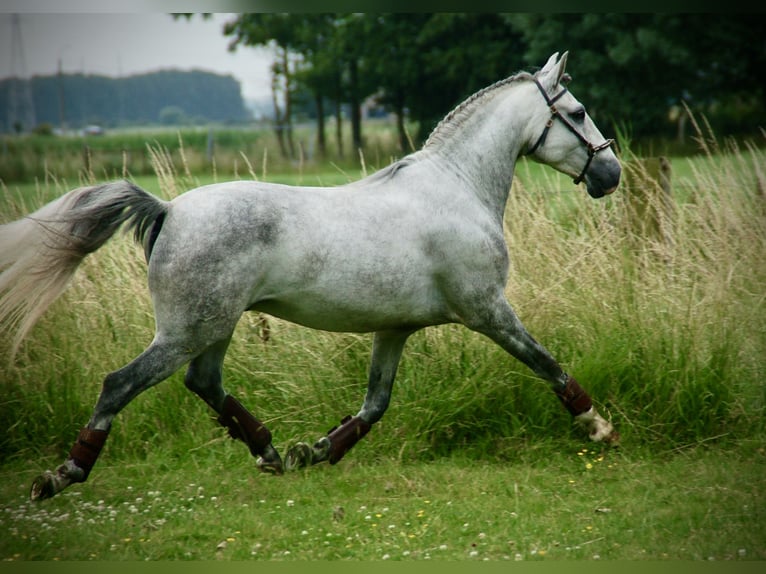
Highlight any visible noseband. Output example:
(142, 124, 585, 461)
(524, 78, 614, 185)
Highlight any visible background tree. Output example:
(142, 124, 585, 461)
(224, 14, 308, 159)
(362, 13, 430, 152)
(412, 14, 526, 141)
(505, 14, 766, 138)
(213, 12, 765, 151)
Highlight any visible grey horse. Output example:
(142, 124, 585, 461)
(0, 52, 620, 501)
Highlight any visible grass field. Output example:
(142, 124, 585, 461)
(0, 127, 764, 561)
(2, 444, 764, 561)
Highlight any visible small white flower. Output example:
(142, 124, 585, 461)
(286, 499, 295, 507)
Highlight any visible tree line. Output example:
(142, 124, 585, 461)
(212, 13, 765, 158)
(1, 69, 249, 133)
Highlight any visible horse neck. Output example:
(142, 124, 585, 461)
(424, 84, 530, 217)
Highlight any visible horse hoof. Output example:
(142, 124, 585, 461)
(604, 429, 620, 447)
(30, 472, 56, 501)
(257, 457, 284, 475)
(285, 442, 313, 471)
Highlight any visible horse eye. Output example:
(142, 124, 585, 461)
(570, 108, 586, 122)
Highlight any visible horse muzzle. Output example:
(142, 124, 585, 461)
(585, 161, 621, 199)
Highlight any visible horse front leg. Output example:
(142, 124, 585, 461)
(555, 374, 617, 442)
(284, 329, 412, 470)
(469, 298, 618, 444)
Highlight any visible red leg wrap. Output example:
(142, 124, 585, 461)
(217, 395, 272, 458)
(327, 415, 371, 465)
(68, 428, 109, 481)
(555, 375, 593, 417)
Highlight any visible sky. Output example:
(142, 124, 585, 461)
(0, 13, 275, 102)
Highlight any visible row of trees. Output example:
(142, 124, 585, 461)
(1, 69, 249, 133)
(197, 13, 765, 158)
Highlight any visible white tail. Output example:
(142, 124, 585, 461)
(0, 181, 168, 357)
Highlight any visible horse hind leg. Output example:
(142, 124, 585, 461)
(184, 338, 283, 474)
(30, 339, 194, 501)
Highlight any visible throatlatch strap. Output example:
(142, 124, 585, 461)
(554, 375, 593, 417)
(217, 395, 272, 458)
(68, 427, 109, 480)
(327, 415, 372, 465)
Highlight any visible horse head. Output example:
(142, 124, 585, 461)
(525, 52, 621, 199)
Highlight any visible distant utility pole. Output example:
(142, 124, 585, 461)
(7, 13, 37, 133)
(58, 57, 67, 132)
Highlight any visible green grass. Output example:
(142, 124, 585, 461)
(1, 444, 764, 561)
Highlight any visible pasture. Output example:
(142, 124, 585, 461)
(0, 125, 765, 561)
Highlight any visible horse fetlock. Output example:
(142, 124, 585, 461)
(575, 408, 618, 444)
(30, 460, 84, 501)
(284, 438, 332, 471)
(284, 442, 314, 471)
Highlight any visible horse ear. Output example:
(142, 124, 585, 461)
(556, 51, 569, 84)
(538, 51, 568, 92)
(540, 52, 560, 74)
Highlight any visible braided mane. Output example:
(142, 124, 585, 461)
(424, 71, 535, 149)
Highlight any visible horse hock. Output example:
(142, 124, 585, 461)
(30, 427, 109, 501)
(218, 395, 283, 474)
(556, 375, 618, 444)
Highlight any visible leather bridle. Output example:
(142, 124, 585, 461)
(524, 78, 614, 185)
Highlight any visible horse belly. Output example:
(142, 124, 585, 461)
(250, 272, 449, 333)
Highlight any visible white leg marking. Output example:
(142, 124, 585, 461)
(575, 407, 614, 442)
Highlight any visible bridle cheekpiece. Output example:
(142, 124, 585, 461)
(524, 78, 614, 185)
